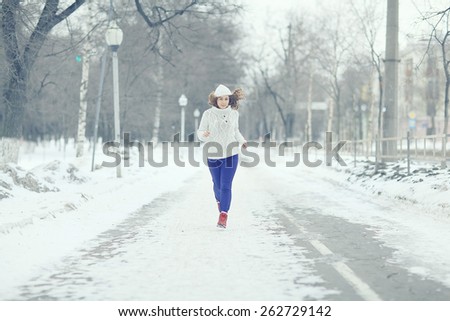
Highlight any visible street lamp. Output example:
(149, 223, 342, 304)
(105, 20, 123, 178)
(193, 108, 200, 141)
(178, 94, 188, 141)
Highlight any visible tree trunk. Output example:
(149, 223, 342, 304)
(327, 99, 334, 133)
(442, 79, 449, 168)
(375, 71, 384, 173)
(76, 48, 90, 157)
(1, 0, 86, 163)
(440, 26, 449, 168)
(76, 1, 95, 157)
(2, 80, 26, 139)
(0, 138, 21, 164)
(1, 71, 27, 163)
(332, 76, 341, 140)
(306, 69, 313, 142)
(366, 76, 374, 158)
(151, 60, 164, 144)
(336, 101, 340, 139)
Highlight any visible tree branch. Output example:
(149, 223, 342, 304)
(135, 0, 198, 29)
(259, 68, 287, 128)
(22, 0, 86, 72)
(54, 0, 86, 26)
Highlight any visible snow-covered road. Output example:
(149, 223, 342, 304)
(245, 165, 450, 300)
(2, 158, 450, 300)
(4, 166, 335, 300)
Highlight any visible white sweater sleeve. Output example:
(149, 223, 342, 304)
(234, 113, 246, 144)
(197, 110, 210, 142)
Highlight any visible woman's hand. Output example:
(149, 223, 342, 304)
(203, 131, 210, 137)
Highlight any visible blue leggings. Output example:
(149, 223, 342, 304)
(207, 154, 239, 213)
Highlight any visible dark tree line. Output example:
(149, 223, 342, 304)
(0, 0, 242, 162)
(26, 10, 244, 143)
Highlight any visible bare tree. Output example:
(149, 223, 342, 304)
(76, 0, 96, 157)
(258, 67, 288, 141)
(277, 19, 317, 141)
(350, 0, 384, 170)
(1, 0, 85, 163)
(421, 6, 450, 168)
(315, 11, 353, 140)
(0, 0, 241, 163)
(425, 55, 439, 135)
(249, 15, 319, 142)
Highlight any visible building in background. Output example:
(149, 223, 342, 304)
(398, 42, 444, 137)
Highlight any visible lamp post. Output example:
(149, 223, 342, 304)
(105, 20, 123, 178)
(178, 94, 188, 141)
(193, 108, 200, 141)
(91, 0, 114, 172)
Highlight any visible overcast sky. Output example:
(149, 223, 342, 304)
(240, 0, 448, 50)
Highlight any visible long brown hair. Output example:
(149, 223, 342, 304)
(208, 88, 245, 110)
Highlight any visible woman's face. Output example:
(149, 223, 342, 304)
(217, 95, 229, 109)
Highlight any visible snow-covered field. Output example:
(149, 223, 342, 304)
(1, 140, 450, 300)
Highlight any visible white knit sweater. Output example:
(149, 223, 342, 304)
(197, 106, 246, 159)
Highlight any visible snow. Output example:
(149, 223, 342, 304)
(285, 154, 450, 289)
(0, 141, 202, 297)
(329, 157, 450, 219)
(1, 141, 450, 300)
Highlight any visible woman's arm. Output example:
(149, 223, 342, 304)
(197, 110, 211, 142)
(234, 113, 247, 146)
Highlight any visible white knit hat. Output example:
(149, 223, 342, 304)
(214, 84, 232, 97)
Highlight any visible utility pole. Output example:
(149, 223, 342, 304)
(383, 0, 399, 160)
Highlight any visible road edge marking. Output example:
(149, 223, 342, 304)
(283, 213, 382, 301)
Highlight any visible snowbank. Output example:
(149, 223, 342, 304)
(0, 141, 201, 234)
(327, 157, 450, 219)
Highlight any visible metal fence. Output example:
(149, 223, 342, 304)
(341, 132, 449, 165)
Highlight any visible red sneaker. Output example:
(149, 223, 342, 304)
(217, 212, 228, 228)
